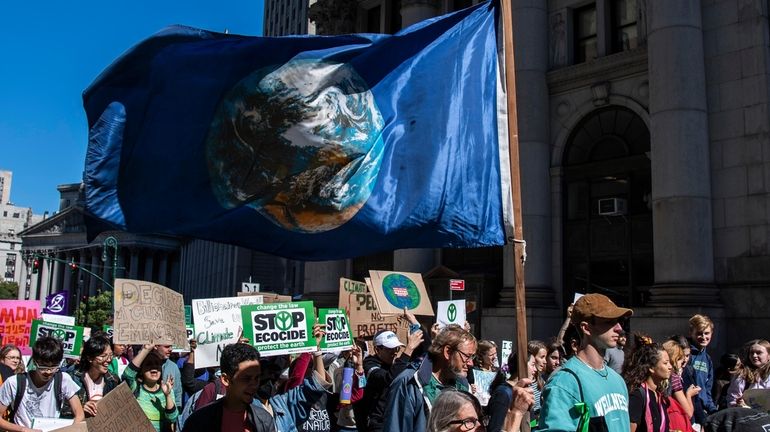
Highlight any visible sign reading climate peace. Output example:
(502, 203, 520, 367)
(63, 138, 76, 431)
(241, 301, 317, 357)
(318, 308, 353, 352)
(30, 320, 84, 359)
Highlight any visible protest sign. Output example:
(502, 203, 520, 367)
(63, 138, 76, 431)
(30, 320, 85, 359)
(369, 271, 434, 316)
(31, 417, 76, 432)
(743, 388, 770, 412)
(184, 305, 192, 325)
(41, 314, 76, 326)
(501, 340, 513, 371)
(236, 292, 292, 303)
(436, 300, 466, 328)
(50, 421, 87, 432)
(348, 292, 399, 337)
(172, 325, 195, 353)
(241, 301, 317, 357)
(473, 369, 497, 406)
(86, 382, 155, 432)
(0, 300, 40, 355)
(102, 325, 114, 340)
(113, 279, 186, 347)
(43, 290, 69, 316)
(193, 295, 264, 368)
(318, 308, 354, 352)
(338, 278, 368, 312)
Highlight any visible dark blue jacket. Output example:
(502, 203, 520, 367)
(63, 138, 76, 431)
(689, 342, 717, 413)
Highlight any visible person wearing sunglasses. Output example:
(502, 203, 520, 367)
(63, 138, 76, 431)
(66, 332, 121, 418)
(0, 336, 84, 432)
(384, 324, 477, 432)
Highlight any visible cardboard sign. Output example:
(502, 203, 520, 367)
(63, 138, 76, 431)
(473, 369, 497, 406)
(449, 279, 465, 291)
(318, 308, 353, 352)
(241, 301, 317, 357)
(338, 278, 368, 312)
(501, 340, 513, 370)
(348, 292, 400, 337)
(172, 325, 195, 353)
(30, 320, 85, 359)
(86, 382, 155, 432)
(743, 388, 770, 412)
(113, 279, 186, 347)
(0, 300, 40, 355)
(369, 271, 434, 316)
(193, 295, 264, 368)
(436, 300, 466, 328)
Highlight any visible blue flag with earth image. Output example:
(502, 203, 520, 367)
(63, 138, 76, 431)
(83, 1, 513, 260)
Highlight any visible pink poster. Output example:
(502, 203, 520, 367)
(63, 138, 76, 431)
(0, 300, 41, 355)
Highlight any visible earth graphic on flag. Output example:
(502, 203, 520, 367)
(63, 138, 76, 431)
(382, 274, 421, 309)
(205, 58, 385, 233)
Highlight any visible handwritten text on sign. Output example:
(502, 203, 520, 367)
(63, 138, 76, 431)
(0, 300, 40, 355)
(113, 279, 186, 347)
(193, 295, 263, 368)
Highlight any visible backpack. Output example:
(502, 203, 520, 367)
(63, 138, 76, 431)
(7, 372, 64, 423)
(178, 379, 222, 430)
(666, 396, 694, 432)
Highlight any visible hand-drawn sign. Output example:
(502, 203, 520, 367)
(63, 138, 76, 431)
(368, 271, 434, 316)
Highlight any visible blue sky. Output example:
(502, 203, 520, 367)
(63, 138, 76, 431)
(0, 0, 263, 215)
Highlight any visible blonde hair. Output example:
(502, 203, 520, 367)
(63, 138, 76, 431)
(689, 314, 714, 332)
(663, 340, 685, 374)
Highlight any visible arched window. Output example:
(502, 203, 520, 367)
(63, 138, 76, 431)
(562, 106, 652, 307)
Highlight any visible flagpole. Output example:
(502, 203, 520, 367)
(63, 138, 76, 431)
(498, 0, 529, 380)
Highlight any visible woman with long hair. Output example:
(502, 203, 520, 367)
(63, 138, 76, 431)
(541, 341, 562, 383)
(662, 339, 700, 418)
(726, 339, 770, 407)
(0, 344, 24, 375)
(486, 341, 546, 432)
(68, 332, 121, 417)
(623, 334, 672, 432)
(474, 340, 499, 372)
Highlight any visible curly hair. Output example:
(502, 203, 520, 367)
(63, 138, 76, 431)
(738, 339, 770, 385)
(622, 333, 666, 393)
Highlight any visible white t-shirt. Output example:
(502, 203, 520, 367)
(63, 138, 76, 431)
(0, 373, 81, 427)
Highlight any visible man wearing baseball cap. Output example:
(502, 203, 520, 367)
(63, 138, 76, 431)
(354, 323, 424, 432)
(537, 293, 633, 432)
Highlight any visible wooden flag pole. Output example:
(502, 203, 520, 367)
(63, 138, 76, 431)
(498, 0, 529, 380)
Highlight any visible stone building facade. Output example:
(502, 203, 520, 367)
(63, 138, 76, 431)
(261, 0, 770, 354)
(0, 170, 45, 288)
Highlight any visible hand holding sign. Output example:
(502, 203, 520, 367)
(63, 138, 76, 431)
(313, 323, 326, 348)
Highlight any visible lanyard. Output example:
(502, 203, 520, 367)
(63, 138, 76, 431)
(641, 383, 666, 432)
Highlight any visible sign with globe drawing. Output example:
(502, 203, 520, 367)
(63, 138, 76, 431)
(369, 271, 434, 316)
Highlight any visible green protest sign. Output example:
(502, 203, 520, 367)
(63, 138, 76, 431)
(318, 308, 353, 352)
(184, 305, 192, 325)
(31, 320, 84, 359)
(241, 301, 317, 357)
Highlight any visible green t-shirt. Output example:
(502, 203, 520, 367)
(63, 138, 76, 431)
(536, 356, 630, 432)
(423, 374, 469, 404)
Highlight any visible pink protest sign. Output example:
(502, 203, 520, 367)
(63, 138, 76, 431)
(0, 300, 41, 354)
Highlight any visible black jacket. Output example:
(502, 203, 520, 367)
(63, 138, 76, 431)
(353, 353, 413, 432)
(182, 398, 275, 432)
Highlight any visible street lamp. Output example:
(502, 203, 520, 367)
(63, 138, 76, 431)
(102, 236, 118, 287)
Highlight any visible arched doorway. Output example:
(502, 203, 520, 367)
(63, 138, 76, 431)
(562, 106, 652, 307)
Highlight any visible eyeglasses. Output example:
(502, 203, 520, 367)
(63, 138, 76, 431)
(94, 353, 114, 362)
(454, 349, 477, 363)
(448, 417, 482, 431)
(32, 361, 61, 374)
(5, 356, 20, 360)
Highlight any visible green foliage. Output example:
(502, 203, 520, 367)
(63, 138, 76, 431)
(0, 281, 19, 299)
(76, 291, 113, 328)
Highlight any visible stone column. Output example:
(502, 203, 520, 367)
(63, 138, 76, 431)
(400, 0, 438, 28)
(129, 249, 139, 280)
(158, 253, 169, 287)
(393, 249, 436, 274)
(303, 260, 347, 307)
(89, 252, 99, 295)
(50, 254, 62, 294)
(498, 0, 554, 308)
(144, 251, 155, 283)
(62, 252, 72, 293)
(38, 257, 51, 301)
(646, 0, 718, 304)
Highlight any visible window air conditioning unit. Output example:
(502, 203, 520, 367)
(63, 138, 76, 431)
(598, 198, 627, 216)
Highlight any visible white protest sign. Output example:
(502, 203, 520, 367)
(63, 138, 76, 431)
(41, 314, 76, 326)
(572, 293, 584, 304)
(192, 295, 263, 368)
(473, 369, 497, 406)
(241, 282, 260, 293)
(436, 300, 466, 328)
(501, 340, 513, 371)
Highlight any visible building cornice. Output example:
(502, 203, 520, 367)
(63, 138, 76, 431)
(546, 46, 648, 95)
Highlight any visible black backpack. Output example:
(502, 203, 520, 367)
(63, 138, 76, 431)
(7, 372, 64, 423)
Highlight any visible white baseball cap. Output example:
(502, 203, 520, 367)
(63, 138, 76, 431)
(374, 331, 405, 349)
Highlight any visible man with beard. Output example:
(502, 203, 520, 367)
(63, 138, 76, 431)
(353, 321, 425, 432)
(383, 324, 477, 432)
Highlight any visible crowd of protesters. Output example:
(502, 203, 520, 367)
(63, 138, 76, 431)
(0, 293, 766, 432)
